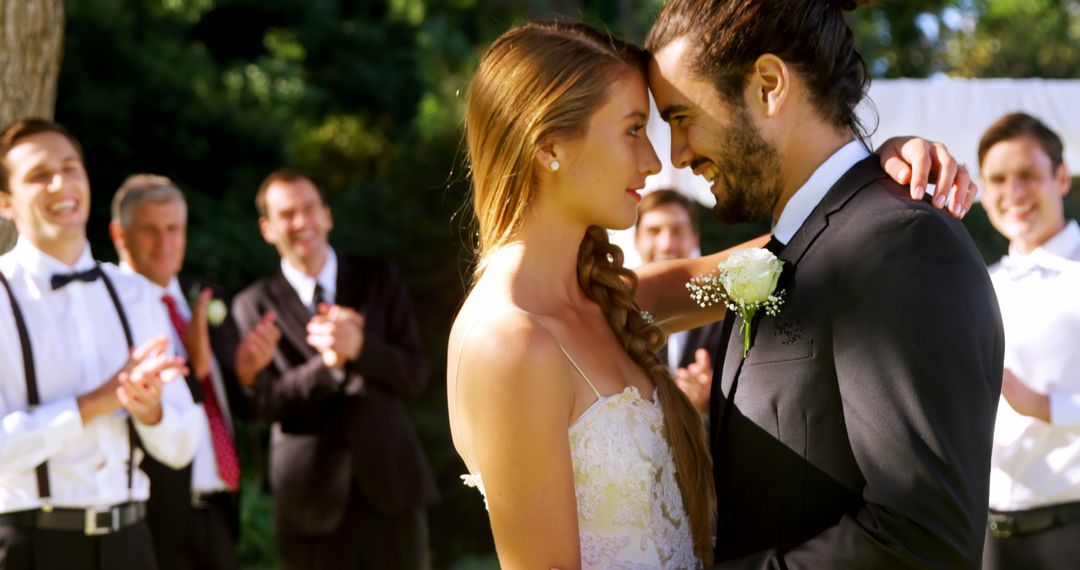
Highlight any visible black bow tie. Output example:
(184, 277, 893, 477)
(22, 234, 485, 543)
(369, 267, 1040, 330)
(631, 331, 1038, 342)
(51, 266, 102, 290)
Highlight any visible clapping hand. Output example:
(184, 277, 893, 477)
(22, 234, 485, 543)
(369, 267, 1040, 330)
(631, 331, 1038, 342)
(674, 348, 713, 415)
(877, 136, 977, 218)
(306, 304, 365, 369)
(235, 310, 281, 389)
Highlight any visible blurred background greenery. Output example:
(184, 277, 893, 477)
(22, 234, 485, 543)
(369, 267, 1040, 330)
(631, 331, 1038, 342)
(23, 0, 1080, 567)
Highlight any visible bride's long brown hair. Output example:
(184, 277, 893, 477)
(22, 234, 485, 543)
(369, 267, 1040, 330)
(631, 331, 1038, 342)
(464, 21, 715, 562)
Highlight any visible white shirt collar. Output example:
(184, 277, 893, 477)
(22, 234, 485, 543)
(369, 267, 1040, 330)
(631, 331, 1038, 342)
(772, 139, 871, 245)
(280, 247, 337, 307)
(13, 236, 95, 281)
(1007, 220, 1080, 261)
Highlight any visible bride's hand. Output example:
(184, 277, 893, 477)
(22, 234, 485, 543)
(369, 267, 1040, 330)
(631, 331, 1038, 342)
(876, 136, 976, 219)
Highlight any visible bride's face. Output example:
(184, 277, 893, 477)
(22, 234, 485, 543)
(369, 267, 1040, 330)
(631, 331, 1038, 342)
(550, 71, 661, 231)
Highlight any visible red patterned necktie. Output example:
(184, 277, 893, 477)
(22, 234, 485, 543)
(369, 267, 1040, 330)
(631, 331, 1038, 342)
(161, 294, 241, 491)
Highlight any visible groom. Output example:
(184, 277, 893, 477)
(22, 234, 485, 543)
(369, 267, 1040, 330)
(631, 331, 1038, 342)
(647, 1, 1004, 567)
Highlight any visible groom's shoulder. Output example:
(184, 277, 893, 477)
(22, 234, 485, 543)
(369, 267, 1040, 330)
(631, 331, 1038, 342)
(838, 172, 967, 245)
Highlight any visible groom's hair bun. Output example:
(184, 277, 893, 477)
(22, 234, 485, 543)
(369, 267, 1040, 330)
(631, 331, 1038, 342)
(647, 0, 871, 138)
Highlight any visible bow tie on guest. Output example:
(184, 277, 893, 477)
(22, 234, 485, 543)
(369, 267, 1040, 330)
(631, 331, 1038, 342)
(999, 251, 1071, 280)
(50, 266, 103, 290)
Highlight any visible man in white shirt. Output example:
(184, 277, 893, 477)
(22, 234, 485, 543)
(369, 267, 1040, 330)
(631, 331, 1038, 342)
(634, 189, 723, 415)
(0, 119, 201, 568)
(978, 113, 1080, 569)
(108, 173, 281, 570)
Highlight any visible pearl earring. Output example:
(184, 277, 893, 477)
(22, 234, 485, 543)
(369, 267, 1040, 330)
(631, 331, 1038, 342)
(549, 160, 560, 172)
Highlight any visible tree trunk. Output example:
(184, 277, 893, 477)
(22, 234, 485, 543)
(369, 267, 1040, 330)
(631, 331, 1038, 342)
(0, 0, 65, 254)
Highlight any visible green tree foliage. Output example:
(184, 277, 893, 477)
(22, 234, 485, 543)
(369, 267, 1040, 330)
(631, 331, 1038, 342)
(946, 0, 1080, 77)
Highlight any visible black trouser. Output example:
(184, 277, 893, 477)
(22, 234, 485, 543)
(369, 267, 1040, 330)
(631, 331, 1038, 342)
(278, 490, 429, 570)
(983, 506, 1080, 570)
(149, 498, 238, 570)
(0, 520, 157, 570)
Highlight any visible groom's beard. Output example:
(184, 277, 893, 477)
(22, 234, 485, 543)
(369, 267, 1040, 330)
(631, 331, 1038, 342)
(708, 107, 783, 225)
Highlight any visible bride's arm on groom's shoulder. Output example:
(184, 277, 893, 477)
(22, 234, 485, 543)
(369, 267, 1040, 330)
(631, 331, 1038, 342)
(876, 136, 978, 219)
(634, 234, 769, 334)
(451, 315, 583, 570)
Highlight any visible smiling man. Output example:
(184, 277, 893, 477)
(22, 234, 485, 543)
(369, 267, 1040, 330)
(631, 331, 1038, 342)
(0, 119, 200, 569)
(109, 173, 281, 570)
(646, 1, 1005, 567)
(977, 113, 1080, 570)
(231, 169, 437, 569)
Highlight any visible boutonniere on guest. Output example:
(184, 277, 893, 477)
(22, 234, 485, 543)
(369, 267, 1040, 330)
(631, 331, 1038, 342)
(188, 285, 229, 327)
(687, 248, 786, 357)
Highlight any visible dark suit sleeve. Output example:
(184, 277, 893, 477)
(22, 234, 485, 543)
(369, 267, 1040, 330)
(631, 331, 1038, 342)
(348, 262, 428, 399)
(231, 287, 343, 422)
(206, 283, 255, 421)
(716, 209, 1003, 568)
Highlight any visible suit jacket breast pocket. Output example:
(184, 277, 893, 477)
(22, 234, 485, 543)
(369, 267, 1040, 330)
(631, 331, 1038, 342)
(745, 338, 814, 366)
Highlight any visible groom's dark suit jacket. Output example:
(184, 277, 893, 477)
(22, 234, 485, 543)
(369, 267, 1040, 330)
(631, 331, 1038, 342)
(708, 157, 1004, 568)
(232, 256, 438, 538)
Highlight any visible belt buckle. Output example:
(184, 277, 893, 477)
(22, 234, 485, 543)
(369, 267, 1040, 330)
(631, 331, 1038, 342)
(989, 513, 1017, 538)
(84, 505, 118, 536)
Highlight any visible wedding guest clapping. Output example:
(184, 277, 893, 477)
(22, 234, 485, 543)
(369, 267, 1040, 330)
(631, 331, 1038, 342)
(634, 189, 723, 416)
(978, 113, 1080, 570)
(109, 173, 275, 570)
(232, 169, 437, 570)
(0, 119, 201, 569)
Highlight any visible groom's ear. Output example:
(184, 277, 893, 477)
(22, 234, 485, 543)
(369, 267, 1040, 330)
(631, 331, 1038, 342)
(747, 54, 790, 119)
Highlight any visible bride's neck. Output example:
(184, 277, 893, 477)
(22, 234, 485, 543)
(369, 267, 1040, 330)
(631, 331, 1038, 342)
(489, 214, 590, 310)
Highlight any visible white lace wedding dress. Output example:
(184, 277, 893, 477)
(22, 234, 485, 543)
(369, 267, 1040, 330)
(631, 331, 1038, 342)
(462, 344, 701, 569)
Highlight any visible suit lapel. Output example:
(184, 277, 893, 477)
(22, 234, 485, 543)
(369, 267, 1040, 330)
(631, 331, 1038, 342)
(268, 272, 318, 358)
(717, 156, 890, 404)
(778, 156, 889, 269)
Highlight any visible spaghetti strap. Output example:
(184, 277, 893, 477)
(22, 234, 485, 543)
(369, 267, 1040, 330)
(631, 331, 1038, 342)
(534, 316, 603, 398)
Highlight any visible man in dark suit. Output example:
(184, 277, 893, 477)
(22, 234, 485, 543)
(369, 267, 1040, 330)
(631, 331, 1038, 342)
(109, 174, 281, 570)
(635, 188, 724, 415)
(647, 1, 1004, 567)
(232, 169, 437, 570)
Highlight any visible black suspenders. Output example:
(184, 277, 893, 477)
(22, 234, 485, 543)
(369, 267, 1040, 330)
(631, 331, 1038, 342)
(0, 270, 50, 499)
(0, 263, 138, 503)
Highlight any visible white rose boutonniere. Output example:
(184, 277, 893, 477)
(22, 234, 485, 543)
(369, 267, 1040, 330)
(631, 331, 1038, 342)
(188, 285, 229, 327)
(686, 248, 786, 357)
(206, 299, 228, 327)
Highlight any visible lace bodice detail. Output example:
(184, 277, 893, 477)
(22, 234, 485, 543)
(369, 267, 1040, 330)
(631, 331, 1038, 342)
(462, 386, 700, 569)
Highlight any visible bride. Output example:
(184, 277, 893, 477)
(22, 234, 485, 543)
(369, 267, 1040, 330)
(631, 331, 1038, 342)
(447, 21, 975, 569)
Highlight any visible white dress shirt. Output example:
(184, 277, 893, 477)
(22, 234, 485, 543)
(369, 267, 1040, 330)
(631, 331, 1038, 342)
(124, 267, 232, 494)
(772, 140, 871, 245)
(280, 247, 337, 309)
(0, 239, 202, 512)
(280, 247, 344, 381)
(666, 330, 689, 378)
(988, 220, 1080, 511)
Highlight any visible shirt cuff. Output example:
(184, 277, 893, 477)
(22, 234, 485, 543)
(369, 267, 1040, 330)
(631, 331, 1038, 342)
(35, 397, 84, 441)
(1049, 392, 1080, 425)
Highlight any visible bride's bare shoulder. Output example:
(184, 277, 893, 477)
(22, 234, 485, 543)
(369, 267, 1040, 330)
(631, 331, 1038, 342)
(449, 307, 570, 402)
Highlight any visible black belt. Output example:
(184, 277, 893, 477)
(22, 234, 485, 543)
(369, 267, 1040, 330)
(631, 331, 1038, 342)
(0, 501, 146, 536)
(989, 502, 1080, 538)
(190, 490, 232, 509)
